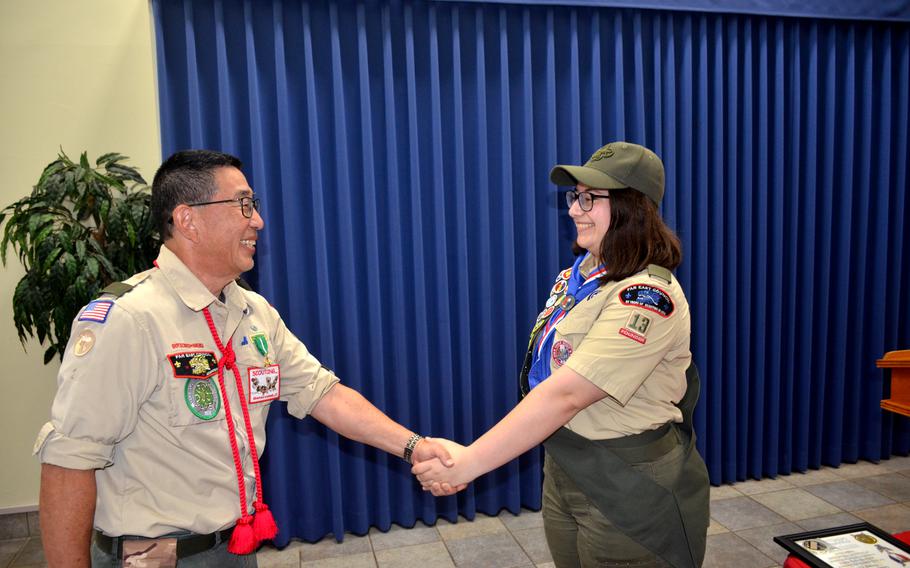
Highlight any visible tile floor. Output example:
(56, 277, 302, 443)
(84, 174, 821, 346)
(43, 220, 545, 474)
(3, 456, 909, 567)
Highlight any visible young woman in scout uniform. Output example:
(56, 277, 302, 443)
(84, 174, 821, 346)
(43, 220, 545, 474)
(414, 142, 710, 567)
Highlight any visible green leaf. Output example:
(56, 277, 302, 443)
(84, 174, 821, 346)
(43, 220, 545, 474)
(43, 345, 56, 365)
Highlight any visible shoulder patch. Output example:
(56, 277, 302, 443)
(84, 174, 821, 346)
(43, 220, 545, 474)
(647, 264, 673, 284)
(78, 300, 114, 323)
(618, 284, 674, 317)
(168, 351, 218, 379)
(100, 281, 134, 298)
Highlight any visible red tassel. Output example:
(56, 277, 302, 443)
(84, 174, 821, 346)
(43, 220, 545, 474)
(228, 514, 257, 555)
(252, 501, 279, 540)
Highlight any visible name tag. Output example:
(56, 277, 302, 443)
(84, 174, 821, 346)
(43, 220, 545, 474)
(248, 365, 280, 403)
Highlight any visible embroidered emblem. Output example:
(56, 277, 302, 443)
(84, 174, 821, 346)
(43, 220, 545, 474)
(551, 340, 573, 367)
(589, 145, 615, 162)
(78, 300, 114, 323)
(551, 280, 567, 295)
(559, 295, 576, 311)
(619, 285, 674, 317)
(559, 268, 573, 280)
(240, 336, 249, 346)
(167, 351, 218, 379)
(620, 311, 651, 344)
(249, 365, 281, 403)
(546, 294, 560, 309)
(171, 342, 204, 349)
(72, 329, 95, 357)
(538, 305, 555, 322)
(184, 378, 221, 420)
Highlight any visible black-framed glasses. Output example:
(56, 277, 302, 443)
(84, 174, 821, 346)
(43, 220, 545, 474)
(187, 196, 261, 218)
(565, 190, 609, 212)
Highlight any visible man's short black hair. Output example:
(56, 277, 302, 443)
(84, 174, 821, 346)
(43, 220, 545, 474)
(151, 150, 243, 239)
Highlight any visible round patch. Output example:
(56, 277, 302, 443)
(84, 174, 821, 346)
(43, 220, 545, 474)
(853, 533, 877, 544)
(551, 280, 567, 295)
(560, 268, 573, 280)
(551, 340, 573, 367)
(546, 294, 560, 308)
(184, 378, 221, 420)
(559, 294, 576, 311)
(72, 329, 96, 357)
(538, 305, 556, 322)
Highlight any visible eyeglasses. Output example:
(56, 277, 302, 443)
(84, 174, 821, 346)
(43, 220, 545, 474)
(565, 190, 609, 212)
(187, 196, 261, 218)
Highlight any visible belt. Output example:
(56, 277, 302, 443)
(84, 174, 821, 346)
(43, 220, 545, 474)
(93, 527, 234, 559)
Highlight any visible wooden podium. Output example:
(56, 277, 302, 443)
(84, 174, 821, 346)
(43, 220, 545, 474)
(878, 350, 910, 417)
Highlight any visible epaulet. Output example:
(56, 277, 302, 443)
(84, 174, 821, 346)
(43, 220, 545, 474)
(647, 264, 673, 285)
(100, 281, 134, 298)
(98, 271, 152, 299)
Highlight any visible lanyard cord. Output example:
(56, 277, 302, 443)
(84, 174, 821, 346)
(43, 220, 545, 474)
(202, 306, 278, 553)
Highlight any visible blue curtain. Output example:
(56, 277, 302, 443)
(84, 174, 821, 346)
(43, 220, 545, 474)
(152, 0, 910, 545)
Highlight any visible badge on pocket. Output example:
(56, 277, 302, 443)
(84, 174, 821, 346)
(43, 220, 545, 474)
(249, 364, 281, 403)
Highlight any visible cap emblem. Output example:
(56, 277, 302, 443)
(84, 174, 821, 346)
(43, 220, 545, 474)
(589, 146, 614, 162)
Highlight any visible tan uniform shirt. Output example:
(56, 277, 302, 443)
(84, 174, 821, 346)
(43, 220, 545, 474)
(34, 245, 339, 537)
(547, 256, 691, 439)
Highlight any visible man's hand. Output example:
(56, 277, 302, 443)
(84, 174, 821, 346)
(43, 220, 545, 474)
(411, 436, 459, 467)
(411, 438, 470, 496)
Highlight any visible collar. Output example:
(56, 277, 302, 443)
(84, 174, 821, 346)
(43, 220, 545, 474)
(155, 245, 249, 314)
(579, 253, 601, 278)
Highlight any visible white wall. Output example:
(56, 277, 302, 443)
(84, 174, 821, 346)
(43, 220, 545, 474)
(0, 0, 161, 510)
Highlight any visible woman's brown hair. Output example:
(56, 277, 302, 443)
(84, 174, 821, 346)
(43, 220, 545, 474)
(573, 188, 682, 283)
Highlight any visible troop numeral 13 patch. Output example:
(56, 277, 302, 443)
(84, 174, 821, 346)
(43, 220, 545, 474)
(619, 311, 651, 344)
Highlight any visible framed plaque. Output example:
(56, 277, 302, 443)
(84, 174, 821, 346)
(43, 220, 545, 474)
(774, 522, 910, 567)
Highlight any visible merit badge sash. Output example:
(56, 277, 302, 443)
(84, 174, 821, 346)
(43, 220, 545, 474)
(526, 253, 606, 390)
(249, 365, 280, 403)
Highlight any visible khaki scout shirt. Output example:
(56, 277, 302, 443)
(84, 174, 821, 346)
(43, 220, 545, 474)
(35, 245, 339, 537)
(551, 256, 691, 440)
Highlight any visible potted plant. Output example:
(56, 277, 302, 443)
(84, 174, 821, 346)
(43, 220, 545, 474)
(0, 150, 159, 363)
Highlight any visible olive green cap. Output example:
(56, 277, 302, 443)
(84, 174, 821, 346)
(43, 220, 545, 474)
(549, 141, 665, 205)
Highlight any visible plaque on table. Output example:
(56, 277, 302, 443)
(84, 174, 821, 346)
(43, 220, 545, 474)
(774, 522, 910, 567)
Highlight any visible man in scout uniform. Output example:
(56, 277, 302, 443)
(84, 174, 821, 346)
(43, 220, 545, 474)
(35, 150, 454, 568)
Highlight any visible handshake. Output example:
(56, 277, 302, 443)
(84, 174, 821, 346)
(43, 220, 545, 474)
(410, 437, 480, 497)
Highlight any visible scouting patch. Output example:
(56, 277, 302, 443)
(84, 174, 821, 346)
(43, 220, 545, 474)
(551, 280, 567, 295)
(72, 329, 96, 357)
(537, 305, 556, 323)
(78, 300, 114, 323)
(184, 378, 221, 420)
(559, 268, 573, 281)
(619, 311, 651, 344)
(171, 342, 204, 349)
(551, 340, 573, 367)
(249, 365, 281, 403)
(168, 351, 218, 379)
(619, 285, 674, 317)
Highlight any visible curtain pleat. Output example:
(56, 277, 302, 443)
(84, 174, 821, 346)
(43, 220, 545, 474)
(152, 0, 910, 544)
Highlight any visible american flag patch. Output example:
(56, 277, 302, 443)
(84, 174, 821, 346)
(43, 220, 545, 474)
(78, 300, 114, 323)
